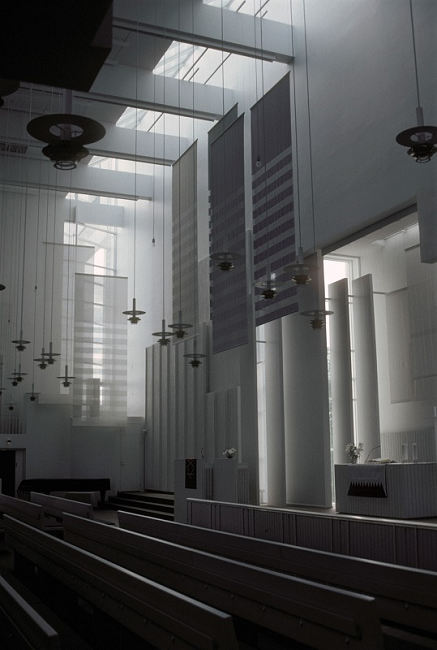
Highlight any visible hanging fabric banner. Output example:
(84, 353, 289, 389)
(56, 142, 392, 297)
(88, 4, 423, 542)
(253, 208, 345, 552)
(251, 73, 298, 326)
(73, 273, 128, 425)
(172, 142, 197, 330)
(209, 113, 248, 354)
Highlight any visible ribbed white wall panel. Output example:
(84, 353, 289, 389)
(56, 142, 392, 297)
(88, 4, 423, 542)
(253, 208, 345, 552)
(187, 498, 437, 570)
(145, 324, 208, 492)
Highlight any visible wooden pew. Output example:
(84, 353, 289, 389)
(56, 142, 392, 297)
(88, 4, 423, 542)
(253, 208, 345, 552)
(30, 492, 94, 520)
(3, 514, 239, 650)
(118, 511, 437, 648)
(0, 573, 60, 650)
(0, 494, 47, 530)
(62, 512, 385, 649)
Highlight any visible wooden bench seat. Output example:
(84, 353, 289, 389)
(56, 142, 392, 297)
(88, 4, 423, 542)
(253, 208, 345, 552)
(117, 511, 437, 648)
(0, 573, 60, 650)
(0, 494, 48, 531)
(3, 514, 239, 650)
(63, 512, 385, 649)
(30, 492, 95, 521)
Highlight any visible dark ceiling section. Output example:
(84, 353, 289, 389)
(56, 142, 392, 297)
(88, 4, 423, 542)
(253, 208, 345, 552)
(0, 1, 113, 91)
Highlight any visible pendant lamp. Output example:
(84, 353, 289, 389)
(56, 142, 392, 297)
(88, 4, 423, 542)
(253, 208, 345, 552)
(123, 9, 146, 324)
(299, 0, 332, 330)
(396, 1, 437, 162)
(27, 90, 105, 170)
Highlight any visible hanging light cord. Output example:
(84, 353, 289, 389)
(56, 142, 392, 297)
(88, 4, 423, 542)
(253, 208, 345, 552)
(31, 151, 43, 383)
(303, 0, 316, 254)
(409, 0, 421, 110)
(18, 87, 34, 340)
(259, 0, 272, 276)
(133, 0, 140, 300)
(177, 2, 183, 316)
(49, 177, 58, 344)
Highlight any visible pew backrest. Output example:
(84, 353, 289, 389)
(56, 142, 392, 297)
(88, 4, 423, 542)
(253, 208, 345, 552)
(64, 512, 385, 649)
(0, 494, 46, 530)
(3, 514, 239, 650)
(0, 574, 60, 650)
(118, 510, 437, 637)
(30, 492, 94, 521)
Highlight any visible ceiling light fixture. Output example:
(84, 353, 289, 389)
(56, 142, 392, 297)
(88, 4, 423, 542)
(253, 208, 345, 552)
(283, 21, 311, 287)
(27, 90, 105, 170)
(152, 20, 175, 349)
(252, 1, 280, 301)
(169, 11, 192, 340)
(209, 4, 242, 274)
(396, 0, 437, 162)
(123, 6, 146, 324)
(57, 365, 76, 388)
(210, 251, 243, 272)
(299, 0, 333, 330)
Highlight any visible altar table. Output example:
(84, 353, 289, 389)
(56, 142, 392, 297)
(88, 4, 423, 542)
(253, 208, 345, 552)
(334, 462, 437, 518)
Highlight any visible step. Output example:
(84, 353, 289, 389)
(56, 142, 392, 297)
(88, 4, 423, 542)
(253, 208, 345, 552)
(117, 491, 174, 506)
(108, 496, 174, 514)
(107, 502, 174, 521)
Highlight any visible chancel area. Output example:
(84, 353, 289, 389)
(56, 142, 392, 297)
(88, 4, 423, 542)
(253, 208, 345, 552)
(1, 1, 437, 648)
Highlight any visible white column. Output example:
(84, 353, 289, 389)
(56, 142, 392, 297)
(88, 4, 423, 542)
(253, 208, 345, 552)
(264, 318, 286, 507)
(282, 264, 332, 508)
(352, 274, 381, 455)
(329, 278, 354, 465)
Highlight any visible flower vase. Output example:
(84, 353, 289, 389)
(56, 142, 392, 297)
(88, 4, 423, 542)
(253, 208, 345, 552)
(350, 457, 357, 464)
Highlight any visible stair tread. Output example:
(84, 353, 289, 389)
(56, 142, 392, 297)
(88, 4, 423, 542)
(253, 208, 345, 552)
(116, 491, 174, 503)
(111, 504, 174, 519)
(108, 497, 174, 511)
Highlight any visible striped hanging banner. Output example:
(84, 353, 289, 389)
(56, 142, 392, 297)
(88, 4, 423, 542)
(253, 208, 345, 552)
(209, 113, 248, 354)
(251, 73, 298, 326)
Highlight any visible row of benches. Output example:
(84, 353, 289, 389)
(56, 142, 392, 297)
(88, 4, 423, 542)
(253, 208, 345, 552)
(2, 494, 437, 649)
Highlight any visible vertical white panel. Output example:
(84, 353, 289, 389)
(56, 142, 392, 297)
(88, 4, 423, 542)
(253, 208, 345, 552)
(168, 341, 177, 487)
(264, 318, 286, 507)
(226, 387, 240, 453)
(282, 261, 332, 508)
(184, 338, 195, 458)
(329, 278, 354, 464)
(159, 345, 169, 490)
(205, 392, 216, 464)
(352, 274, 380, 453)
(145, 346, 154, 488)
(120, 433, 144, 491)
(153, 344, 161, 490)
(176, 341, 186, 461)
(214, 390, 227, 458)
(385, 288, 414, 403)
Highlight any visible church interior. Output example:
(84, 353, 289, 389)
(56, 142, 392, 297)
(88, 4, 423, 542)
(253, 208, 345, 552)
(0, 1, 437, 647)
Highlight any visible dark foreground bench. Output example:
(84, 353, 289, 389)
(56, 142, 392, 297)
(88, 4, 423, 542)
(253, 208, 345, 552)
(63, 512, 385, 649)
(3, 515, 239, 650)
(0, 494, 48, 531)
(118, 511, 437, 649)
(0, 574, 60, 650)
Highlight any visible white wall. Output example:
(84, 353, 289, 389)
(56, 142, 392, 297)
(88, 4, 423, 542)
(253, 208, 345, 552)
(291, 0, 437, 258)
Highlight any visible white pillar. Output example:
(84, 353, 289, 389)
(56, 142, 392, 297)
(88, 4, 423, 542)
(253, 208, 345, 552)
(329, 278, 354, 465)
(282, 262, 332, 508)
(352, 274, 381, 455)
(264, 318, 286, 507)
